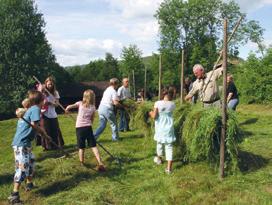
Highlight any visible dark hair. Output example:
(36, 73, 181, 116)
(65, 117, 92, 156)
(162, 88, 174, 101)
(28, 90, 44, 106)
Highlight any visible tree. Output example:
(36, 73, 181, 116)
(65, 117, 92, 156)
(155, 0, 264, 74)
(234, 48, 272, 104)
(0, 0, 70, 118)
(120, 45, 145, 95)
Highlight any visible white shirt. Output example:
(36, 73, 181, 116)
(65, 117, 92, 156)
(117, 86, 131, 100)
(154, 100, 176, 113)
(44, 91, 60, 118)
(99, 86, 119, 109)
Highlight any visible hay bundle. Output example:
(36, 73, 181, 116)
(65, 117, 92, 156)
(130, 101, 154, 137)
(178, 106, 241, 172)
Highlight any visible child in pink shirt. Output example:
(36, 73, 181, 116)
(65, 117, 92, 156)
(66, 89, 105, 171)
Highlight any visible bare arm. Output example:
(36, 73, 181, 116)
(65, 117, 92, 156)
(227, 93, 233, 103)
(65, 103, 78, 112)
(149, 107, 158, 119)
(113, 100, 125, 108)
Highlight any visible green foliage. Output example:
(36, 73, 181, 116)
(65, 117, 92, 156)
(155, 0, 264, 81)
(120, 44, 145, 96)
(0, 0, 71, 118)
(234, 48, 272, 104)
(67, 53, 120, 82)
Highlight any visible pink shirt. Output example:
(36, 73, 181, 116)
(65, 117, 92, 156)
(75, 101, 96, 128)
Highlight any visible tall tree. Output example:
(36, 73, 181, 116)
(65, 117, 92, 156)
(120, 45, 145, 93)
(155, 0, 264, 73)
(0, 0, 70, 117)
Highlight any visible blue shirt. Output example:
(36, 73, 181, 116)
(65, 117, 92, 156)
(12, 105, 41, 147)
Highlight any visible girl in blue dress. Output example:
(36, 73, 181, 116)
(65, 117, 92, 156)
(149, 89, 176, 174)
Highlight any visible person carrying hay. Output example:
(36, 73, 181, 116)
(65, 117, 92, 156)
(117, 77, 131, 132)
(149, 89, 176, 174)
(185, 64, 223, 107)
(94, 78, 124, 141)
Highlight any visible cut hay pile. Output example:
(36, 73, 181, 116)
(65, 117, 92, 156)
(129, 100, 242, 172)
(129, 101, 154, 137)
(179, 104, 241, 172)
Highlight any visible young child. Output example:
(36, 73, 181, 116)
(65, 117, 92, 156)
(149, 89, 176, 174)
(65, 89, 105, 171)
(8, 90, 46, 204)
(15, 98, 31, 118)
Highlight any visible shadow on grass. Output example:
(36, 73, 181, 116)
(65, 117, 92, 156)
(241, 130, 253, 138)
(35, 144, 77, 162)
(35, 167, 121, 197)
(0, 173, 13, 185)
(97, 133, 144, 143)
(239, 118, 258, 126)
(238, 150, 269, 173)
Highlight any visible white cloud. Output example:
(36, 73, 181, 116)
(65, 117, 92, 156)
(47, 34, 123, 66)
(105, 0, 163, 19)
(37, 0, 163, 66)
(229, 0, 272, 12)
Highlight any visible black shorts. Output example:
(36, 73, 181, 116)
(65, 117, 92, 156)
(76, 126, 96, 149)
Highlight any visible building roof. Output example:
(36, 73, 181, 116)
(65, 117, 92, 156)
(60, 81, 108, 98)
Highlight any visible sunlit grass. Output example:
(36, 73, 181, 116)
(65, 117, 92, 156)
(1, 104, 272, 205)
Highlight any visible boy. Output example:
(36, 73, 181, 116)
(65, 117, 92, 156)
(8, 90, 46, 205)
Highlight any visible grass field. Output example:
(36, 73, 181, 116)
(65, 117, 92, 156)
(0, 104, 272, 205)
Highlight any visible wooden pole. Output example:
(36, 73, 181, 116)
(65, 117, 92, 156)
(144, 66, 147, 100)
(219, 19, 228, 179)
(202, 16, 243, 101)
(132, 70, 136, 100)
(158, 54, 162, 100)
(180, 50, 184, 103)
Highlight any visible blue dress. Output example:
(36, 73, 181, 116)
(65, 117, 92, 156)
(154, 111, 176, 144)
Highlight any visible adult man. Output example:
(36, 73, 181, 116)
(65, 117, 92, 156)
(94, 78, 123, 141)
(117, 78, 131, 132)
(185, 64, 223, 107)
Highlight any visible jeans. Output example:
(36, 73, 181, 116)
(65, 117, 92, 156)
(156, 142, 173, 161)
(228, 98, 239, 110)
(94, 105, 119, 141)
(119, 109, 129, 131)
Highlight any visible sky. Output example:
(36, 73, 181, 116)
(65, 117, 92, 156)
(35, 0, 272, 67)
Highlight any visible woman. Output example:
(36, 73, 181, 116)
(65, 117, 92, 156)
(42, 77, 64, 150)
(227, 74, 239, 110)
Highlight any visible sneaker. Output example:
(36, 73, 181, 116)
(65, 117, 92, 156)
(25, 182, 34, 192)
(8, 192, 22, 204)
(96, 165, 106, 172)
(153, 156, 162, 165)
(165, 168, 172, 174)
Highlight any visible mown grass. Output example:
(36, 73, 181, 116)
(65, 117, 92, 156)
(0, 104, 272, 205)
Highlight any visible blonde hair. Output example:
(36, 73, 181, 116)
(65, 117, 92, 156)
(82, 89, 95, 107)
(22, 98, 31, 109)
